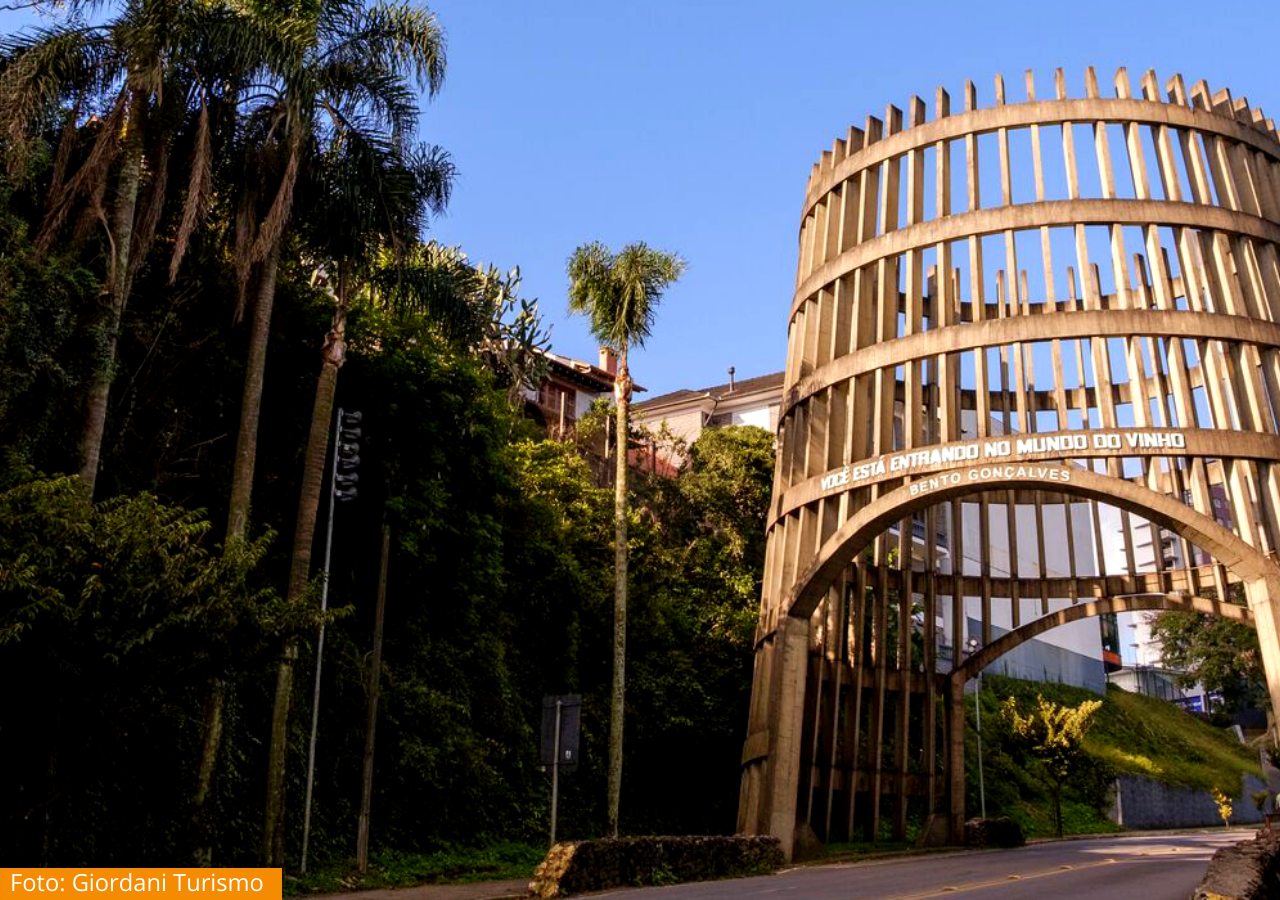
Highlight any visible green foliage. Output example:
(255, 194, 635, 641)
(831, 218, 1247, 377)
(0, 179, 97, 475)
(0, 475, 296, 862)
(1000, 691, 1102, 837)
(1148, 610, 1268, 716)
(1001, 693, 1102, 783)
(970, 675, 1263, 839)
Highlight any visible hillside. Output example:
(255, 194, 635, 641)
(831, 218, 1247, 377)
(970, 675, 1263, 836)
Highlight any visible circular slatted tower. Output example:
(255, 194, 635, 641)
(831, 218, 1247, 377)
(738, 67, 1280, 857)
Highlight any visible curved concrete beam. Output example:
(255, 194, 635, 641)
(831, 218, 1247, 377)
(802, 98, 1280, 220)
(953, 593, 1252, 683)
(790, 200, 1280, 320)
(785, 463, 1279, 621)
(769, 428, 1280, 525)
(780, 309, 1280, 420)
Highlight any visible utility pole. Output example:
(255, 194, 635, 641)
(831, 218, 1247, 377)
(357, 524, 391, 873)
(300, 408, 361, 874)
(549, 698, 562, 848)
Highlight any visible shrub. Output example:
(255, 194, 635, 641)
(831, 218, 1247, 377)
(528, 835, 784, 898)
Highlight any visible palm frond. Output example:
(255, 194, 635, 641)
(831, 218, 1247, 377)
(321, 0, 445, 97)
(169, 94, 211, 282)
(566, 241, 686, 351)
(0, 23, 117, 172)
(35, 86, 126, 252)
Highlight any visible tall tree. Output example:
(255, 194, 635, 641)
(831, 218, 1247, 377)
(262, 134, 452, 867)
(566, 241, 684, 836)
(1148, 610, 1268, 716)
(222, 0, 447, 544)
(0, 0, 271, 498)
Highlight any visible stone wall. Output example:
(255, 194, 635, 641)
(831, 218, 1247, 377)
(528, 835, 785, 898)
(1112, 774, 1269, 829)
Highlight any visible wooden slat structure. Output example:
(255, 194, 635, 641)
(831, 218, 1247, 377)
(738, 68, 1280, 858)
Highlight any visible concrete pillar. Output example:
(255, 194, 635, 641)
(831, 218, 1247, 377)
(1246, 577, 1280, 746)
(760, 615, 810, 859)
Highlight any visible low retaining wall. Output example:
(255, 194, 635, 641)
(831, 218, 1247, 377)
(1192, 829, 1280, 900)
(1111, 775, 1269, 830)
(528, 835, 784, 898)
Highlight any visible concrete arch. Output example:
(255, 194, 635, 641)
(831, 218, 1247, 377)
(786, 463, 1280, 621)
(953, 593, 1253, 684)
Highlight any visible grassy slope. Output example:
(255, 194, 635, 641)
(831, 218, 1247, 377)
(974, 676, 1261, 837)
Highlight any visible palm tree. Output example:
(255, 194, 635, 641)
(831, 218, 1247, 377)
(221, 0, 446, 547)
(262, 129, 453, 868)
(566, 241, 684, 836)
(0, 0, 279, 499)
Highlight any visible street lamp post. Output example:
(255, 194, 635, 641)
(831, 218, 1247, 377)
(966, 637, 986, 820)
(300, 408, 361, 875)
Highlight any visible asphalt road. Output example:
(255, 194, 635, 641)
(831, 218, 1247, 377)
(587, 831, 1250, 900)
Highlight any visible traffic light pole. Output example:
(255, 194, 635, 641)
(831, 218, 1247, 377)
(300, 406, 346, 874)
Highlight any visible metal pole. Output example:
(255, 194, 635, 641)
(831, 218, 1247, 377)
(301, 406, 343, 874)
(976, 668, 986, 820)
(550, 699, 562, 848)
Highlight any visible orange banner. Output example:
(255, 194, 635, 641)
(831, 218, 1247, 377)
(2, 870, 281, 898)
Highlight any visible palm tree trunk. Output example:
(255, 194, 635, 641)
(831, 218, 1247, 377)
(263, 283, 347, 867)
(191, 244, 284, 867)
(227, 241, 283, 541)
(606, 352, 630, 838)
(78, 94, 144, 498)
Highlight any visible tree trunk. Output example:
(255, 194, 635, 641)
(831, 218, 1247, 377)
(188, 245, 286, 867)
(190, 246, 286, 868)
(191, 678, 225, 866)
(1052, 781, 1063, 838)
(263, 283, 347, 868)
(78, 94, 144, 499)
(606, 351, 631, 838)
(226, 241, 283, 542)
(357, 524, 391, 873)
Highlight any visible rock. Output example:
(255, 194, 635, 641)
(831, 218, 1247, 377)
(1193, 829, 1280, 900)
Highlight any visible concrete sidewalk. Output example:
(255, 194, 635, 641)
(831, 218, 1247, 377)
(305, 879, 528, 900)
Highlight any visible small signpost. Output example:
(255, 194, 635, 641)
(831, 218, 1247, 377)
(541, 694, 580, 847)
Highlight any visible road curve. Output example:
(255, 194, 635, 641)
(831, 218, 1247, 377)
(589, 831, 1251, 900)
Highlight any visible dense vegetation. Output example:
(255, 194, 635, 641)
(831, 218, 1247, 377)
(968, 675, 1263, 838)
(0, 0, 775, 874)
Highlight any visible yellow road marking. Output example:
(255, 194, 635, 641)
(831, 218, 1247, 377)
(851, 857, 1119, 900)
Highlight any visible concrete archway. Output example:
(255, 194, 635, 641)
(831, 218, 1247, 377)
(769, 463, 1280, 845)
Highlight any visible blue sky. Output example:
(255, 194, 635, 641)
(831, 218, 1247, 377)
(5, 0, 1280, 396)
(414, 0, 1280, 396)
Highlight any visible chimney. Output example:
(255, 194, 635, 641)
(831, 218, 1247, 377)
(599, 347, 617, 375)
(727, 366, 736, 392)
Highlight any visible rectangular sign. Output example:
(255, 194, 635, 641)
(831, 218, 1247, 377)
(540, 694, 581, 772)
